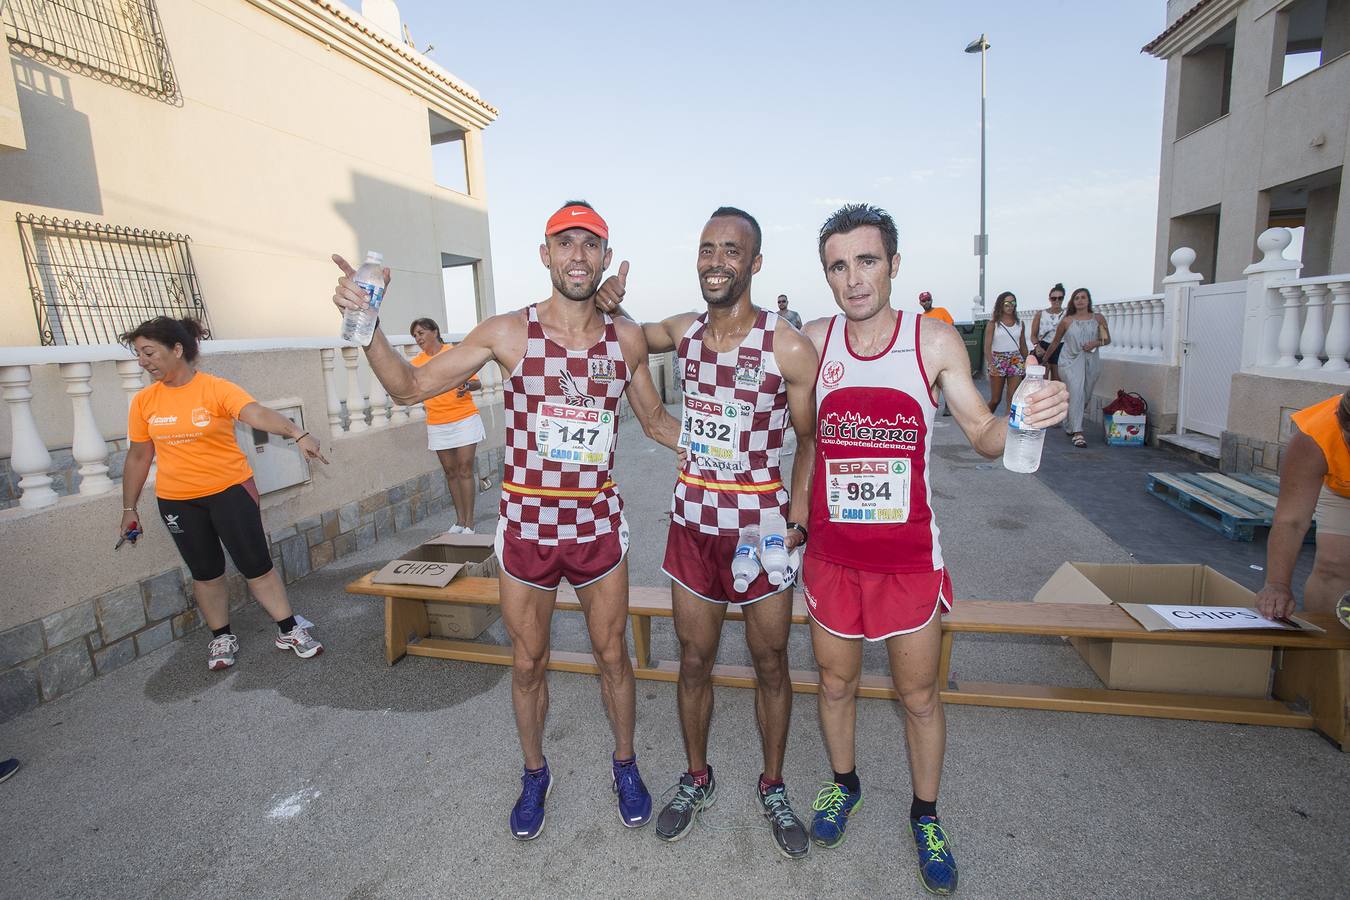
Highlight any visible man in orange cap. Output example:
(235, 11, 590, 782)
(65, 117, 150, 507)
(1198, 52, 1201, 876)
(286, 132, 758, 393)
(331, 200, 681, 841)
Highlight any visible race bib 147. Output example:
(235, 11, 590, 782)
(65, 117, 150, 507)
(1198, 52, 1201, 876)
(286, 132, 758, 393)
(534, 403, 615, 466)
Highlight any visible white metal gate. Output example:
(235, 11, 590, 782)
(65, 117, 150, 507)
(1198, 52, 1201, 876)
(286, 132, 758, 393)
(1179, 280, 1246, 437)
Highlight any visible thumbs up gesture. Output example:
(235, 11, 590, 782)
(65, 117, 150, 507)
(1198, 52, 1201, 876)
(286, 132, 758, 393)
(595, 260, 629, 313)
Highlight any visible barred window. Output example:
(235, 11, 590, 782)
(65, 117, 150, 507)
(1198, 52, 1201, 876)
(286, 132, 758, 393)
(3, 0, 179, 101)
(17, 214, 211, 346)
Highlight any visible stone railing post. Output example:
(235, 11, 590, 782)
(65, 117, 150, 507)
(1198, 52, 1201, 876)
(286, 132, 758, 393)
(1148, 297, 1164, 355)
(1, 365, 58, 509)
(401, 345, 426, 420)
(341, 347, 369, 433)
(1275, 285, 1305, 368)
(1297, 284, 1329, 370)
(1241, 228, 1302, 370)
(115, 359, 144, 409)
(59, 361, 113, 495)
(365, 356, 390, 428)
(320, 348, 344, 433)
(1162, 247, 1202, 367)
(1324, 282, 1350, 372)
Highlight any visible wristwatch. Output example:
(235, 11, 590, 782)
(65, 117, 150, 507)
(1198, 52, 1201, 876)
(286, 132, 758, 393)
(786, 521, 808, 545)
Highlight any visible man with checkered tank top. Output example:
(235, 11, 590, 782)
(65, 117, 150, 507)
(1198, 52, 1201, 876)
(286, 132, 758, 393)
(331, 202, 681, 841)
(595, 207, 820, 859)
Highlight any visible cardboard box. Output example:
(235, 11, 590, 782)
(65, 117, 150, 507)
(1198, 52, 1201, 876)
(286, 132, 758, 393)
(1033, 562, 1273, 697)
(1104, 413, 1146, 446)
(389, 533, 501, 640)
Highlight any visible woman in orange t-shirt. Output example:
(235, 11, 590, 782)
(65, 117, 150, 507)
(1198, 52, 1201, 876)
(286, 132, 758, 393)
(410, 317, 484, 533)
(1257, 390, 1350, 627)
(120, 317, 330, 671)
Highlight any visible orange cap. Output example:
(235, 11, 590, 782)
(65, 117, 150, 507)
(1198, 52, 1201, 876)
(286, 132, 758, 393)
(545, 205, 609, 240)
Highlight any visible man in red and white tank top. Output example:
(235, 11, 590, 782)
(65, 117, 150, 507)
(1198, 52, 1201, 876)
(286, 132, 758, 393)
(595, 208, 820, 858)
(331, 201, 680, 841)
(798, 205, 1068, 891)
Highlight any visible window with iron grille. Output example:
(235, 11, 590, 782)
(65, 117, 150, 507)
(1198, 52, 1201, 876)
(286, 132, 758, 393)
(17, 213, 211, 346)
(3, 0, 179, 101)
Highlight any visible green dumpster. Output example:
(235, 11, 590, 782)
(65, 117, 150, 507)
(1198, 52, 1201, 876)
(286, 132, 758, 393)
(956, 320, 987, 378)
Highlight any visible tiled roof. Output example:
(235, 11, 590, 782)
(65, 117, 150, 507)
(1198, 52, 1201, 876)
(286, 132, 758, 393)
(313, 0, 498, 117)
(1141, 0, 1215, 55)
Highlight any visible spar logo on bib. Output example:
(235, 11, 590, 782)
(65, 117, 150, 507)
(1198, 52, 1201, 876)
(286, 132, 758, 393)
(821, 360, 845, 388)
(190, 407, 211, 428)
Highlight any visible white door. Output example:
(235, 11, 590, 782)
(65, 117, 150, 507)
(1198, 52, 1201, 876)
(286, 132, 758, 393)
(1180, 281, 1246, 437)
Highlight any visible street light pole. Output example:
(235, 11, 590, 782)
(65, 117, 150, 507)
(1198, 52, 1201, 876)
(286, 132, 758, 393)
(966, 34, 990, 316)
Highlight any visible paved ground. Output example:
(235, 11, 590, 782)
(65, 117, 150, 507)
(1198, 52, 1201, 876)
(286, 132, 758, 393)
(1, 397, 1344, 900)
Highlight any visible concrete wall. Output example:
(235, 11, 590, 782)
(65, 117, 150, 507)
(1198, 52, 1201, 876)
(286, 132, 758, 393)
(1219, 371, 1346, 474)
(0, 0, 497, 347)
(0, 345, 505, 632)
(1153, 1, 1350, 286)
(1091, 358, 1182, 439)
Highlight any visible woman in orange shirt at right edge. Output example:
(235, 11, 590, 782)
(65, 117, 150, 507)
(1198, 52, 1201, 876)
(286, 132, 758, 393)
(1257, 389, 1350, 629)
(410, 318, 484, 533)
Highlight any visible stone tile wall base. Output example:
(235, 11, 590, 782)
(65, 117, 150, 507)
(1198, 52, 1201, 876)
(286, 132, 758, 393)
(1220, 431, 1283, 477)
(0, 447, 498, 722)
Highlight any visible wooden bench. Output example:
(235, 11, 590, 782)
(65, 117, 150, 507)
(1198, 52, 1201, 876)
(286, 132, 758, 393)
(346, 573, 1350, 750)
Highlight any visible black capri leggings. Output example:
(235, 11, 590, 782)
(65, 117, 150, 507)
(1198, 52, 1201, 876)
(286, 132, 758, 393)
(157, 481, 274, 582)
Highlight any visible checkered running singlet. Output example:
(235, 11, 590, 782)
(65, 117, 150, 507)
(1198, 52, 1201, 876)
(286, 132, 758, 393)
(500, 305, 629, 545)
(672, 307, 789, 536)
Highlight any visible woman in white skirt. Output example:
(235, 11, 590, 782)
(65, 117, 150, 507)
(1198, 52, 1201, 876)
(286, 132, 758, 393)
(410, 318, 485, 532)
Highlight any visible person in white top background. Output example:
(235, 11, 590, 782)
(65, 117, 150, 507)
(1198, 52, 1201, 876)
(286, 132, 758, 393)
(1030, 283, 1066, 382)
(982, 291, 1027, 415)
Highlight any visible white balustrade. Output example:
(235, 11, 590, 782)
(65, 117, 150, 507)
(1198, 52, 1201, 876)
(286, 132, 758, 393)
(365, 356, 391, 428)
(1275, 285, 1305, 368)
(1149, 297, 1165, 355)
(401, 344, 426, 420)
(59, 362, 113, 495)
(115, 359, 144, 409)
(320, 348, 343, 433)
(1325, 283, 1350, 373)
(340, 346, 369, 433)
(1, 365, 58, 509)
(1296, 284, 1328, 370)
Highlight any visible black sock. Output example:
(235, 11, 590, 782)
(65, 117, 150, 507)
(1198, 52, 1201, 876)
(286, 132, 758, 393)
(911, 795, 938, 821)
(211, 625, 233, 638)
(833, 768, 861, 795)
(276, 615, 297, 633)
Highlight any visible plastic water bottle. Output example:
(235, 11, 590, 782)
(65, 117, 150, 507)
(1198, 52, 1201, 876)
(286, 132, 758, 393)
(1003, 364, 1047, 473)
(731, 525, 761, 593)
(341, 251, 386, 346)
(758, 511, 789, 586)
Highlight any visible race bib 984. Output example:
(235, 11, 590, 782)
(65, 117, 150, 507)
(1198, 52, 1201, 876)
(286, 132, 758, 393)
(826, 458, 910, 523)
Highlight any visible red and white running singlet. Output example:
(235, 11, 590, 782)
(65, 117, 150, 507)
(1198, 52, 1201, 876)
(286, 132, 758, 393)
(672, 308, 789, 535)
(807, 311, 943, 573)
(500, 305, 629, 545)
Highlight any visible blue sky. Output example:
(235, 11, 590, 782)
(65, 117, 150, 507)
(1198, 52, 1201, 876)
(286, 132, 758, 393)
(400, 0, 1169, 323)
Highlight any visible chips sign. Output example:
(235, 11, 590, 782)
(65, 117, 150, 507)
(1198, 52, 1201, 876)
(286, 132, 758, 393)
(371, 559, 467, 588)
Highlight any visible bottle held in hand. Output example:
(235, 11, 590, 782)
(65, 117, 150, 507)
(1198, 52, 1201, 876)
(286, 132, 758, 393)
(341, 250, 386, 346)
(758, 511, 789, 586)
(731, 524, 762, 593)
(1003, 364, 1047, 473)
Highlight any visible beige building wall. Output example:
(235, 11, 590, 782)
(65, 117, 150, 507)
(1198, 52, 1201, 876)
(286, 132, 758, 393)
(0, 0, 498, 347)
(1150, 0, 1350, 287)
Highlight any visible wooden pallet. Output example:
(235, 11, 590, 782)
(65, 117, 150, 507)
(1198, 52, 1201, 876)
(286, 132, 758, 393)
(1146, 471, 1278, 541)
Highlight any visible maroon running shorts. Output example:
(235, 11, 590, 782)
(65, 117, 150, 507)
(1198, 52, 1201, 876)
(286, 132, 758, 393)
(661, 521, 787, 605)
(493, 517, 629, 590)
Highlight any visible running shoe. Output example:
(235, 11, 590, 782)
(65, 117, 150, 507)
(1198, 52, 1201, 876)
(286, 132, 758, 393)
(1337, 591, 1349, 630)
(759, 783, 809, 859)
(510, 763, 552, 840)
(655, 768, 716, 842)
(613, 757, 652, 828)
(0, 758, 19, 784)
(207, 633, 239, 671)
(445, 524, 465, 534)
(274, 625, 323, 658)
(811, 781, 863, 848)
(910, 816, 959, 895)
